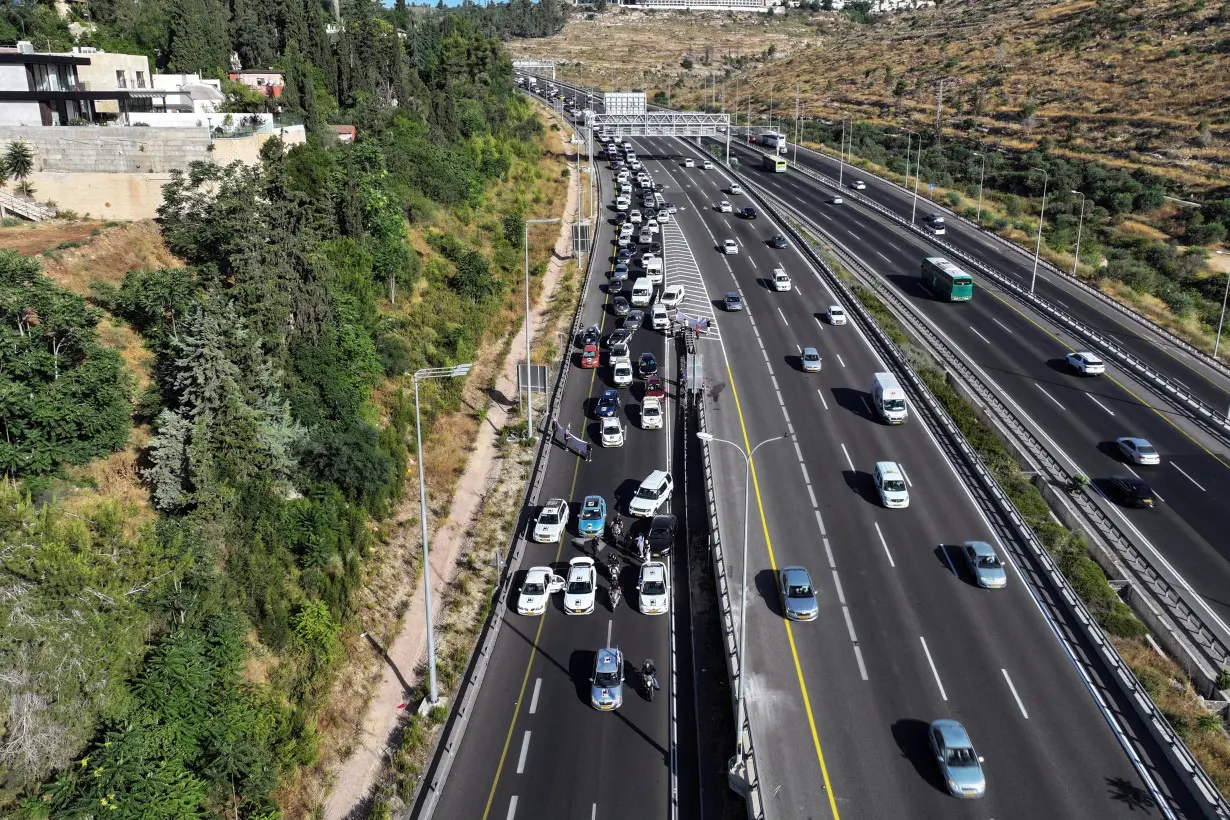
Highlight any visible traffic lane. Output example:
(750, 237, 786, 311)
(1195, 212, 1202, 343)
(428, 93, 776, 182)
(768, 143, 1230, 411)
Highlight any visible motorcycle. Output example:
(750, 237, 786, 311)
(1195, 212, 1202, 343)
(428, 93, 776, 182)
(606, 553, 620, 583)
(641, 659, 660, 702)
(609, 584, 621, 611)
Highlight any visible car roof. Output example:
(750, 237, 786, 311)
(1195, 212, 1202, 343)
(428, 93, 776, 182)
(649, 514, 676, 527)
(545, 497, 566, 508)
(570, 557, 595, 567)
(726, 291, 740, 299)
(583, 495, 603, 506)
(643, 469, 670, 486)
(829, 305, 844, 311)
(640, 561, 666, 578)
(1073, 351, 1102, 360)
(781, 565, 811, 583)
(932, 719, 973, 748)
(525, 565, 552, 579)
(1117, 436, 1149, 446)
(602, 415, 621, 426)
(802, 347, 819, 357)
(595, 647, 621, 672)
(964, 540, 996, 556)
(601, 388, 618, 398)
(876, 461, 902, 475)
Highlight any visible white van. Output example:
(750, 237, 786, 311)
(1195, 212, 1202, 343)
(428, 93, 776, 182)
(651, 302, 669, 330)
(871, 372, 908, 424)
(645, 257, 664, 285)
(615, 195, 630, 210)
(619, 183, 632, 198)
(873, 462, 910, 508)
(631, 278, 654, 306)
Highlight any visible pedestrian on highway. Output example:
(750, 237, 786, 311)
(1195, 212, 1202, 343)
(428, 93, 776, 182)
(637, 533, 646, 560)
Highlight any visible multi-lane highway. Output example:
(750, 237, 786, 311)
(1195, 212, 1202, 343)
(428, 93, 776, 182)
(430, 78, 1210, 820)
(725, 138, 1230, 641)
(430, 136, 686, 819)
(632, 134, 1199, 817)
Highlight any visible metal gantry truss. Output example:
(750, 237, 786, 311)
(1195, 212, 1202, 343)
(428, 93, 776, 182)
(512, 60, 557, 79)
(589, 112, 732, 164)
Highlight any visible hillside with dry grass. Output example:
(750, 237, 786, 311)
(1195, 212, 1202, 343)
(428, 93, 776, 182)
(514, 0, 1229, 193)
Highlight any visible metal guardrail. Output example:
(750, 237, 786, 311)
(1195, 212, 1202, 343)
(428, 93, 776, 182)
(779, 139, 1230, 384)
(692, 355, 765, 820)
(412, 106, 601, 819)
(745, 144, 1230, 447)
(729, 165, 1230, 818)
(0, 190, 56, 222)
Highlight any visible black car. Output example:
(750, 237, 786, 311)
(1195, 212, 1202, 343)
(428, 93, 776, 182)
(638, 352, 658, 378)
(739, 207, 757, 220)
(768, 234, 789, 249)
(624, 309, 644, 331)
(606, 327, 631, 347)
(1108, 475, 1156, 508)
(611, 295, 631, 316)
(616, 249, 634, 263)
(609, 272, 627, 293)
(642, 242, 663, 256)
(582, 325, 601, 347)
(645, 514, 678, 556)
(615, 212, 629, 225)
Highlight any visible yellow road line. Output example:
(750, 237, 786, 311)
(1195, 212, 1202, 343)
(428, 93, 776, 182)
(481, 267, 611, 819)
(984, 287, 1230, 470)
(726, 363, 841, 820)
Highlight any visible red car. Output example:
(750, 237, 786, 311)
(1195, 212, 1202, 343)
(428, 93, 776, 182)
(581, 344, 599, 368)
(644, 374, 665, 400)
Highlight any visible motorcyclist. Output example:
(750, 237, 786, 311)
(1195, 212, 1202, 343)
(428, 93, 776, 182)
(606, 552, 620, 581)
(609, 584, 621, 610)
(642, 658, 659, 701)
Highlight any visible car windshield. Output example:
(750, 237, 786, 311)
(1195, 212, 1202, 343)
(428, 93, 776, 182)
(568, 576, 592, 594)
(642, 578, 667, 595)
(636, 485, 663, 500)
(522, 581, 545, 596)
(946, 747, 978, 767)
(805, 353, 819, 362)
(884, 398, 906, 411)
(978, 555, 1000, 568)
(538, 512, 559, 526)
(787, 583, 812, 597)
(883, 479, 907, 493)
(594, 668, 620, 687)
(643, 406, 660, 417)
(582, 508, 602, 520)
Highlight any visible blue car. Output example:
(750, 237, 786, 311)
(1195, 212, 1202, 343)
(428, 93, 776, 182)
(596, 388, 620, 418)
(579, 495, 608, 536)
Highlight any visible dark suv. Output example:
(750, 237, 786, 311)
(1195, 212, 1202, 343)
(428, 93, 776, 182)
(646, 514, 678, 555)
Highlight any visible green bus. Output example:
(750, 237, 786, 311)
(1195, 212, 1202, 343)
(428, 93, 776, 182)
(921, 256, 973, 302)
(763, 154, 787, 173)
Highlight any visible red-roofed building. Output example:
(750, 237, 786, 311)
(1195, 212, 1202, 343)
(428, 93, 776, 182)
(228, 69, 283, 98)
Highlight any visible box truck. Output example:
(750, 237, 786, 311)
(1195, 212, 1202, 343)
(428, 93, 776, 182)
(871, 372, 908, 424)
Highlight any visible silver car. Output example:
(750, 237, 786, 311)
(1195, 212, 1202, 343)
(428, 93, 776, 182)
(1116, 436, 1160, 465)
(962, 540, 1007, 589)
(590, 647, 624, 711)
(929, 719, 986, 798)
(778, 565, 819, 621)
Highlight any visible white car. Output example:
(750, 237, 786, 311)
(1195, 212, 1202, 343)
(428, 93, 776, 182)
(729, 184, 743, 195)
(641, 396, 663, 430)
(646, 219, 660, 235)
(601, 416, 625, 446)
(722, 239, 739, 255)
(610, 340, 631, 365)
(629, 469, 674, 517)
(533, 498, 569, 542)
(629, 209, 643, 225)
(517, 566, 565, 616)
(641, 251, 659, 267)
(661, 284, 685, 309)
(1066, 351, 1105, 375)
(851, 179, 866, 190)
(639, 230, 654, 245)
(874, 462, 910, 508)
(656, 209, 671, 223)
(703, 160, 714, 170)
(563, 557, 597, 615)
(613, 360, 634, 386)
(772, 269, 792, 292)
(684, 158, 695, 168)
(831, 196, 844, 205)
(638, 561, 670, 615)
(718, 200, 733, 213)
(827, 306, 847, 325)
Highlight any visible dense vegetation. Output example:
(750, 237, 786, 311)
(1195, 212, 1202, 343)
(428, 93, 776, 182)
(0, 1, 558, 816)
(790, 121, 1230, 334)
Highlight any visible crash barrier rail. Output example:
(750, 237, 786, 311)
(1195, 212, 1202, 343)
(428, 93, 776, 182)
(413, 120, 602, 818)
(736, 141, 1230, 446)
(729, 138, 1230, 686)
(694, 372, 766, 820)
(774, 138, 1230, 384)
(726, 162, 1230, 818)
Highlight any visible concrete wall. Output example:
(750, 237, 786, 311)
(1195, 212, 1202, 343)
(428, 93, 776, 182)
(71, 52, 152, 114)
(29, 171, 172, 221)
(0, 126, 210, 172)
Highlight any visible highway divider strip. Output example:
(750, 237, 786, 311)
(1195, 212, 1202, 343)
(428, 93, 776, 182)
(728, 169, 1229, 818)
(412, 101, 601, 819)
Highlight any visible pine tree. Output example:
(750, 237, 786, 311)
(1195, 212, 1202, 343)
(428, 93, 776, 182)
(167, 0, 231, 73)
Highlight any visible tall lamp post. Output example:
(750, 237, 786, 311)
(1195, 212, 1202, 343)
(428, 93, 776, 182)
(973, 150, 987, 223)
(413, 363, 474, 708)
(902, 129, 919, 203)
(1070, 190, 1088, 278)
(1029, 168, 1050, 295)
(523, 217, 562, 439)
(696, 430, 792, 782)
(1213, 258, 1230, 359)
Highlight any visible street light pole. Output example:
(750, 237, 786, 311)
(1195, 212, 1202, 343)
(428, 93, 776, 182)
(695, 430, 791, 774)
(973, 150, 987, 223)
(1070, 190, 1087, 278)
(838, 119, 847, 188)
(911, 133, 923, 224)
(413, 363, 473, 707)
(523, 217, 562, 440)
(1214, 265, 1230, 358)
(1029, 168, 1050, 295)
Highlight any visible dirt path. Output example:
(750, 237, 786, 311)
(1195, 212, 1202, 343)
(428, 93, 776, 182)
(322, 119, 584, 820)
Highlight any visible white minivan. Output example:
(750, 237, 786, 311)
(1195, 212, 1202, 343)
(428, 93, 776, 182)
(631, 278, 654, 306)
(645, 257, 664, 285)
(873, 461, 910, 508)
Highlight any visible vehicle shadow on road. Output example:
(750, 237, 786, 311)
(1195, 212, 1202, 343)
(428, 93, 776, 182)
(570, 648, 595, 703)
(831, 386, 875, 421)
(754, 569, 784, 619)
(891, 718, 945, 794)
(842, 470, 880, 505)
